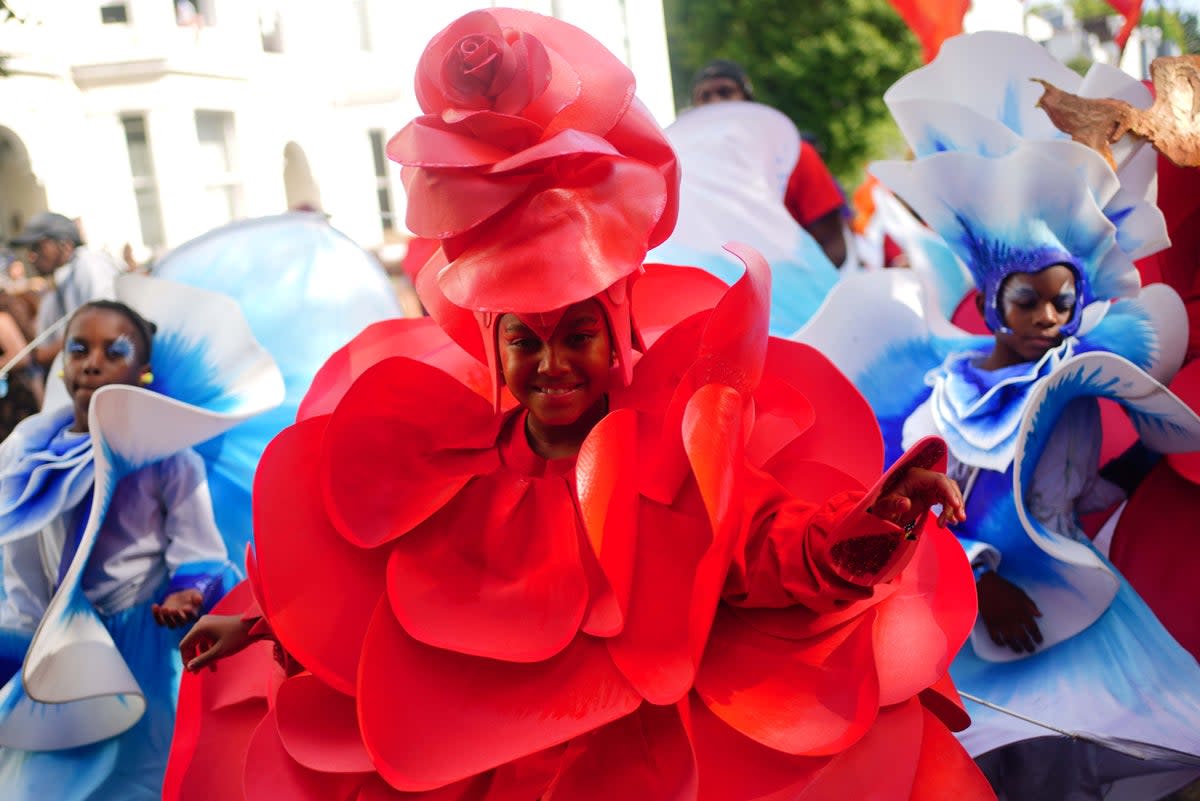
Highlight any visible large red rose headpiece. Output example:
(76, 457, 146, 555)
(388, 8, 680, 316)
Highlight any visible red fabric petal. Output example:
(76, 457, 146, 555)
(358, 599, 641, 791)
(386, 471, 588, 662)
(548, 705, 698, 801)
(165, 580, 275, 801)
(403, 167, 535, 240)
(744, 374, 817, 467)
(1110, 461, 1200, 660)
(322, 357, 501, 548)
(684, 243, 771, 399)
(617, 314, 708, 505)
(275, 673, 374, 774)
(167, 702, 266, 801)
(254, 419, 387, 694)
(763, 339, 882, 487)
(390, 116, 516, 168)
(488, 8, 634, 139)
(633, 265, 728, 347)
(436, 110, 545, 154)
(872, 525, 977, 707)
(414, 248, 488, 364)
(437, 157, 667, 312)
(1166, 360, 1200, 483)
(682, 385, 756, 678)
(490, 32, 553, 116)
(918, 672, 972, 734)
(299, 318, 493, 421)
(793, 699, 923, 801)
(243, 708, 365, 801)
(356, 775, 489, 801)
(606, 498, 710, 704)
(695, 607, 880, 757)
(684, 695, 828, 801)
(907, 706, 995, 800)
(487, 129, 619, 174)
(603, 96, 681, 247)
(414, 11, 553, 117)
(575, 409, 640, 636)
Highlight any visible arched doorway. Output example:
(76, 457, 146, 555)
(0, 128, 48, 245)
(282, 141, 322, 213)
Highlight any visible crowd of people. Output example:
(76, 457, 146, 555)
(0, 8, 1197, 801)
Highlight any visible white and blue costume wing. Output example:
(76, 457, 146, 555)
(152, 213, 402, 561)
(649, 102, 839, 334)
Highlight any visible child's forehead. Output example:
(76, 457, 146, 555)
(67, 308, 138, 338)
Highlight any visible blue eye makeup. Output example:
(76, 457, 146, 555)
(66, 338, 87, 355)
(106, 334, 136, 364)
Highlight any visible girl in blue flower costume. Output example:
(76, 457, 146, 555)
(798, 32, 1200, 800)
(0, 274, 286, 801)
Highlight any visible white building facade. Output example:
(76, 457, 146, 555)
(0, 0, 674, 261)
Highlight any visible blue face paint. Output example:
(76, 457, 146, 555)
(66, 338, 88, 356)
(106, 334, 136, 365)
(1001, 277, 1076, 317)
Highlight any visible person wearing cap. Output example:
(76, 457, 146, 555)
(10, 212, 119, 371)
(690, 59, 849, 268)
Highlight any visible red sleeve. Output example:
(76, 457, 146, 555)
(783, 142, 846, 227)
(724, 470, 920, 613)
(724, 437, 948, 613)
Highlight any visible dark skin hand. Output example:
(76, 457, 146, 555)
(179, 613, 258, 672)
(870, 467, 967, 529)
(977, 570, 1043, 653)
(152, 588, 203, 628)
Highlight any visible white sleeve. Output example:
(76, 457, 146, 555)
(1028, 397, 1124, 534)
(0, 535, 52, 632)
(160, 449, 228, 575)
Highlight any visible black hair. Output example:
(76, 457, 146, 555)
(67, 300, 158, 364)
(690, 59, 755, 100)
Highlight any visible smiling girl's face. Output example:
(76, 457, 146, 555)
(63, 307, 149, 432)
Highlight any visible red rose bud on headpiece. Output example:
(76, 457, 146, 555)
(389, 7, 680, 315)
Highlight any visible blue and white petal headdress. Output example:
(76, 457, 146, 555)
(875, 31, 1169, 338)
(873, 142, 1136, 335)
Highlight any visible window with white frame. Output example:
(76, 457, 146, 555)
(120, 114, 166, 248)
(369, 129, 396, 231)
(194, 110, 241, 231)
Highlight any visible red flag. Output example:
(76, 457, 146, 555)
(1104, 0, 1143, 47)
(888, 0, 971, 62)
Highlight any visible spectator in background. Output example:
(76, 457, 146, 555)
(10, 212, 119, 375)
(690, 59, 849, 267)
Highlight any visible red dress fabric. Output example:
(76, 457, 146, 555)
(165, 260, 992, 801)
(783, 142, 845, 229)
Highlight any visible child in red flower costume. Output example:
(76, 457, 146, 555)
(164, 9, 995, 801)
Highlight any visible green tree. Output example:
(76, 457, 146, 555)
(663, 0, 922, 184)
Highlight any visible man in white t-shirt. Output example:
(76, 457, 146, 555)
(10, 212, 119, 371)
